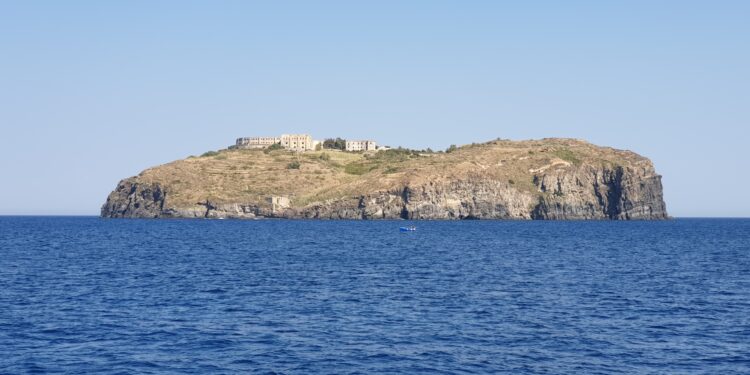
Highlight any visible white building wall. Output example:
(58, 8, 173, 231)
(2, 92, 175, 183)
(236, 137, 281, 148)
(346, 140, 377, 151)
(280, 134, 313, 151)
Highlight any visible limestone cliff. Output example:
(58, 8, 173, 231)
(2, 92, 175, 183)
(101, 138, 668, 220)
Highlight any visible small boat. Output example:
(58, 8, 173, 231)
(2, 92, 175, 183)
(399, 226, 417, 232)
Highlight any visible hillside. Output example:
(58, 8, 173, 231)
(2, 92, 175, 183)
(101, 138, 668, 220)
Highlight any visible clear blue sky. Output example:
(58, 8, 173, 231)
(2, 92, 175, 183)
(1, 1, 748, 217)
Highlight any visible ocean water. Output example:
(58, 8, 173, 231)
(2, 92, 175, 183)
(1, 217, 749, 374)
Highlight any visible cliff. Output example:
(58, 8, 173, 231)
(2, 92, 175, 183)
(101, 138, 668, 220)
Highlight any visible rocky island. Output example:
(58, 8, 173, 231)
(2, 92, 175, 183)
(101, 138, 668, 220)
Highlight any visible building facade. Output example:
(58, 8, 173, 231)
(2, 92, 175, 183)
(345, 140, 377, 152)
(280, 134, 313, 151)
(236, 136, 281, 149)
(236, 134, 316, 151)
(236, 134, 376, 152)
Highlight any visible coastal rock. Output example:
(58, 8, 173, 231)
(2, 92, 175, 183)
(530, 164, 667, 219)
(101, 180, 166, 219)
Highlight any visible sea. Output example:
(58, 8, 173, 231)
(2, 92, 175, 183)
(1, 217, 749, 374)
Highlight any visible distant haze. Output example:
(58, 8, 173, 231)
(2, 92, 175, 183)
(1, 2, 748, 217)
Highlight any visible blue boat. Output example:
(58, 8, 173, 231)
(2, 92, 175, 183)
(399, 226, 417, 232)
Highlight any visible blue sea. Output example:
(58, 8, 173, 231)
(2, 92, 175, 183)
(1, 217, 749, 374)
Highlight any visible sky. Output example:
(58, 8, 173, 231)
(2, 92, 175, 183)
(0, 1, 748, 217)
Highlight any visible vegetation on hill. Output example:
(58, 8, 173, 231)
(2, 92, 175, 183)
(322, 138, 346, 150)
(130, 138, 649, 211)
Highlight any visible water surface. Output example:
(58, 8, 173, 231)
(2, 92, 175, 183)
(1, 217, 749, 374)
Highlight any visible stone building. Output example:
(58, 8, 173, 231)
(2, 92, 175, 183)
(345, 140, 377, 152)
(236, 134, 316, 151)
(236, 133, 378, 152)
(236, 136, 281, 149)
(280, 134, 314, 151)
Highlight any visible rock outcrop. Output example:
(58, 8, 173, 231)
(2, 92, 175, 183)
(101, 138, 668, 220)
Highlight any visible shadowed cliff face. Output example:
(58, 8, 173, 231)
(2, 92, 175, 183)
(530, 165, 666, 219)
(101, 139, 668, 220)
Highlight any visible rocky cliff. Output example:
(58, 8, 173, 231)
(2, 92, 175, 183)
(101, 138, 668, 220)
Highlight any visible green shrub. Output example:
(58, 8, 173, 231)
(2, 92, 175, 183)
(264, 143, 284, 154)
(552, 149, 581, 165)
(384, 166, 400, 174)
(319, 152, 331, 161)
(323, 138, 346, 150)
(201, 151, 219, 157)
(368, 148, 413, 162)
(446, 144, 458, 153)
(287, 161, 301, 169)
(344, 162, 375, 175)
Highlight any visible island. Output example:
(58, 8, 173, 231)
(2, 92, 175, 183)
(101, 137, 668, 220)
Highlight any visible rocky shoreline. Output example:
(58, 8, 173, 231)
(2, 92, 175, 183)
(102, 162, 668, 220)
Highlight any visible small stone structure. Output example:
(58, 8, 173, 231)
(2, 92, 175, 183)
(268, 196, 291, 213)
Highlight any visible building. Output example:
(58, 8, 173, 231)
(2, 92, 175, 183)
(345, 140, 377, 152)
(236, 136, 281, 149)
(236, 133, 376, 152)
(236, 134, 317, 151)
(280, 134, 314, 151)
